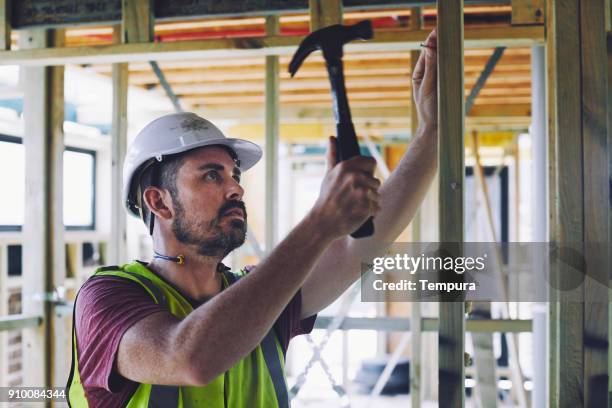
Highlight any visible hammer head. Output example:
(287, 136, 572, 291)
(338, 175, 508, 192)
(288, 20, 373, 77)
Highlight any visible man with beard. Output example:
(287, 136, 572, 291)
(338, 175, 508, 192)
(67, 30, 438, 408)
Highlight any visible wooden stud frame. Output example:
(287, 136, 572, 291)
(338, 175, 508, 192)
(265, 15, 280, 252)
(608, 19, 612, 408)
(3, 2, 609, 405)
(109, 25, 128, 264)
(122, 0, 153, 44)
(19, 28, 66, 388)
(511, 0, 545, 25)
(547, 0, 610, 406)
(309, 0, 342, 31)
(579, 0, 609, 406)
(0, 0, 10, 50)
(409, 7, 423, 408)
(437, 1, 466, 406)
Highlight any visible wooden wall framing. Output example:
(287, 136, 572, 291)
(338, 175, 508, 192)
(437, 1, 466, 406)
(19, 28, 66, 388)
(265, 14, 280, 252)
(109, 25, 128, 265)
(2, 0, 610, 406)
(547, 0, 610, 406)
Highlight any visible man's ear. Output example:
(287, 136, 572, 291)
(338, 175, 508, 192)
(142, 186, 173, 220)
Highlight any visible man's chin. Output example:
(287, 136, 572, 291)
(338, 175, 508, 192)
(226, 220, 247, 243)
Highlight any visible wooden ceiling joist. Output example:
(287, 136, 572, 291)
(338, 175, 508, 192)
(0, 25, 541, 66)
(123, 65, 531, 85)
(0, 1, 540, 134)
(163, 78, 531, 94)
(179, 92, 531, 105)
(87, 53, 530, 77)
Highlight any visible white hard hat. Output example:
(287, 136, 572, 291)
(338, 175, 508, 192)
(123, 112, 262, 218)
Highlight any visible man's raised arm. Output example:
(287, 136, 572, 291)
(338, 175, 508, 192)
(300, 29, 438, 319)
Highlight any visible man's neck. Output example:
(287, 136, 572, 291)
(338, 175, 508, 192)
(148, 251, 224, 303)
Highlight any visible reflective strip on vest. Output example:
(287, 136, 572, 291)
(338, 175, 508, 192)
(125, 270, 289, 408)
(225, 271, 289, 408)
(148, 385, 180, 408)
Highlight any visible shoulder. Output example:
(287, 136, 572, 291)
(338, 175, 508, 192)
(74, 266, 168, 353)
(75, 271, 157, 321)
(73, 269, 167, 393)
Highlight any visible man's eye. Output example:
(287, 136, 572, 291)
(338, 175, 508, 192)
(233, 175, 241, 184)
(205, 171, 220, 181)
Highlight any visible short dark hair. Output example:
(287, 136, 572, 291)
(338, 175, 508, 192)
(138, 153, 185, 229)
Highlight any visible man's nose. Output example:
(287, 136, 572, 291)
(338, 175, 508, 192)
(226, 179, 244, 201)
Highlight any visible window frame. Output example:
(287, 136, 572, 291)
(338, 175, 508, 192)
(0, 134, 97, 231)
(0, 134, 24, 232)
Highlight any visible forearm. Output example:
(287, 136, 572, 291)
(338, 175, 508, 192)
(175, 211, 333, 384)
(300, 127, 437, 317)
(362, 125, 437, 248)
(334, 127, 437, 270)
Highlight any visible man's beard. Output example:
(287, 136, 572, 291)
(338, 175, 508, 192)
(172, 198, 247, 258)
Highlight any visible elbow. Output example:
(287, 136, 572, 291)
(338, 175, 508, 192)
(176, 345, 217, 386)
(170, 324, 217, 386)
(183, 363, 215, 387)
(180, 341, 244, 386)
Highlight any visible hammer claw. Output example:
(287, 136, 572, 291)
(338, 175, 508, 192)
(288, 20, 373, 77)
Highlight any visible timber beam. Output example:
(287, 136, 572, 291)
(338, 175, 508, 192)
(547, 0, 610, 406)
(11, 0, 511, 29)
(0, 26, 543, 66)
(437, 0, 466, 406)
(20, 28, 67, 389)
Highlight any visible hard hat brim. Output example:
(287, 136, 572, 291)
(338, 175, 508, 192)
(124, 136, 262, 218)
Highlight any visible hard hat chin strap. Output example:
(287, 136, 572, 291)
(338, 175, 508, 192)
(136, 158, 161, 236)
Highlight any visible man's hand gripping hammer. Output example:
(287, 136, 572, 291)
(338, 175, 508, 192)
(288, 20, 375, 239)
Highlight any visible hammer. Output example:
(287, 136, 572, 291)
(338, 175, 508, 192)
(289, 20, 375, 239)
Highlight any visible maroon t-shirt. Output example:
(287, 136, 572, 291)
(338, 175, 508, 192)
(74, 268, 316, 407)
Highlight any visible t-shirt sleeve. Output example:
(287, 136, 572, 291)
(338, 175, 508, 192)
(74, 276, 167, 393)
(274, 288, 317, 354)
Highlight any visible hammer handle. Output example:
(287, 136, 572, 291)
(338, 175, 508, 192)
(336, 122, 375, 239)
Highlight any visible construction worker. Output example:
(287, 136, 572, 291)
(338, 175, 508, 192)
(67, 30, 438, 407)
